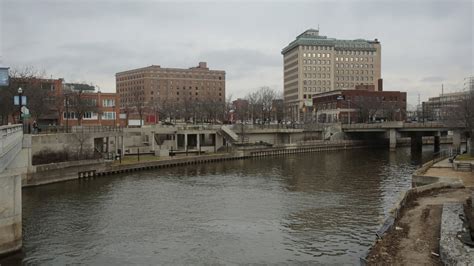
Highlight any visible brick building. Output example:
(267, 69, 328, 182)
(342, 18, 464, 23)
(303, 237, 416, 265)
(59, 90, 123, 127)
(282, 29, 382, 121)
(9, 77, 64, 125)
(116, 62, 225, 123)
(312, 87, 406, 123)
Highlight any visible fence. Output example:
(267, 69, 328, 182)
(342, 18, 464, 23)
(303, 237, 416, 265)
(34, 125, 123, 134)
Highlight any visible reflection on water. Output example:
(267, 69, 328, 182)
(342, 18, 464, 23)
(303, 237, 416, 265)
(3, 146, 440, 264)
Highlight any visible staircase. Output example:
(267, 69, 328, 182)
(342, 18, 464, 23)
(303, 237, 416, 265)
(456, 162, 472, 172)
(220, 125, 239, 142)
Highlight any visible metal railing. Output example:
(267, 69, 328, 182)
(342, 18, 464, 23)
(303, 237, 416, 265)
(229, 123, 324, 131)
(34, 125, 123, 134)
(342, 121, 448, 129)
(0, 124, 23, 157)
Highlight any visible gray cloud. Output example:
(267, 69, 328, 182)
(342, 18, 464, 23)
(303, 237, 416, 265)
(421, 76, 444, 83)
(1, 0, 472, 106)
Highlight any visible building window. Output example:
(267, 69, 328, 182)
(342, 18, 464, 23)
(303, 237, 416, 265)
(103, 99, 115, 107)
(63, 112, 77, 119)
(102, 112, 116, 120)
(83, 112, 98, 120)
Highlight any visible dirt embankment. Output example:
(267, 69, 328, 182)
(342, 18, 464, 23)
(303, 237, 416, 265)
(366, 188, 472, 265)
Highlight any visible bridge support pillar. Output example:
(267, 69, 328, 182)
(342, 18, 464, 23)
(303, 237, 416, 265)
(184, 133, 188, 153)
(434, 133, 440, 153)
(0, 173, 22, 256)
(174, 134, 178, 150)
(197, 134, 201, 154)
(151, 132, 155, 152)
(453, 130, 461, 152)
(389, 129, 397, 151)
(411, 133, 423, 155)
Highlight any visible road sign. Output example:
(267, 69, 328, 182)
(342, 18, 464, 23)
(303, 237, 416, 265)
(13, 96, 27, 105)
(21, 106, 29, 115)
(0, 67, 9, 86)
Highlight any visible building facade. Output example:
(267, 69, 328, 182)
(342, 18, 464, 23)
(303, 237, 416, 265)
(422, 91, 470, 121)
(282, 29, 382, 121)
(313, 88, 406, 124)
(9, 77, 64, 125)
(116, 62, 225, 123)
(59, 91, 123, 127)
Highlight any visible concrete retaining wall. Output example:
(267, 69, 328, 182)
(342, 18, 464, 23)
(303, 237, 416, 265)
(22, 140, 380, 187)
(23, 159, 106, 187)
(0, 172, 21, 256)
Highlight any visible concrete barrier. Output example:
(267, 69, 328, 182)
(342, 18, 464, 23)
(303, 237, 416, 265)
(23, 159, 106, 187)
(0, 172, 22, 256)
(439, 203, 474, 264)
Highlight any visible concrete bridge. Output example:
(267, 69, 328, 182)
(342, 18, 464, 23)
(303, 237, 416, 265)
(0, 125, 26, 256)
(342, 122, 463, 152)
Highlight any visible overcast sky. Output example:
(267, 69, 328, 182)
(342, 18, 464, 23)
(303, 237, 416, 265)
(1, 0, 472, 107)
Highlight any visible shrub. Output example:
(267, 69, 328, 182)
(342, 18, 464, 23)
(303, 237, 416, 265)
(32, 148, 101, 165)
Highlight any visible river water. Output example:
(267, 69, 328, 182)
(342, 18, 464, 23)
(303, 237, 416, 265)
(11, 147, 437, 264)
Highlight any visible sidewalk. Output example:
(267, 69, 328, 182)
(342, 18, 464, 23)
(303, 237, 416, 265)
(426, 158, 474, 187)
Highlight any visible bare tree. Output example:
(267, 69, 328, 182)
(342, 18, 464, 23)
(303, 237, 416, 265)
(442, 90, 474, 156)
(246, 91, 260, 123)
(258, 86, 277, 122)
(128, 90, 146, 126)
(69, 89, 98, 126)
(4, 66, 52, 124)
(351, 96, 383, 123)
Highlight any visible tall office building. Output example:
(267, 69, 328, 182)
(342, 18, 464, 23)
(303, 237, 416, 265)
(116, 62, 225, 122)
(282, 29, 382, 120)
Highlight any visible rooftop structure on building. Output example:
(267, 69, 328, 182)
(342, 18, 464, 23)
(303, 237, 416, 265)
(64, 83, 95, 92)
(282, 29, 382, 121)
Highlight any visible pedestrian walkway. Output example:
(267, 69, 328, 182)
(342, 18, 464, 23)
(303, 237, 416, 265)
(432, 158, 453, 168)
(424, 165, 474, 187)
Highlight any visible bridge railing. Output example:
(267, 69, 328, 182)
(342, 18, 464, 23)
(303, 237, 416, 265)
(342, 121, 448, 130)
(0, 124, 23, 172)
(35, 125, 123, 134)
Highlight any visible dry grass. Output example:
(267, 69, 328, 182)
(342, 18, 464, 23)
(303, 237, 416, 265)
(457, 154, 474, 161)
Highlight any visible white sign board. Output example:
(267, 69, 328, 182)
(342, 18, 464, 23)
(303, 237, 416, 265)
(0, 67, 9, 86)
(21, 106, 29, 115)
(128, 119, 144, 126)
(13, 96, 27, 105)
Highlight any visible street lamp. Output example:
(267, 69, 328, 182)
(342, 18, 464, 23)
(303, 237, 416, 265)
(18, 87, 23, 125)
(65, 94, 69, 133)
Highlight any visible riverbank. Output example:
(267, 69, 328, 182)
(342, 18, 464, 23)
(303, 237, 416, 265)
(365, 157, 474, 264)
(24, 140, 378, 187)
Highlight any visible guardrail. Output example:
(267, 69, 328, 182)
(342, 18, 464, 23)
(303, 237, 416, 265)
(342, 122, 448, 129)
(0, 124, 23, 171)
(229, 123, 325, 131)
(36, 125, 123, 134)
